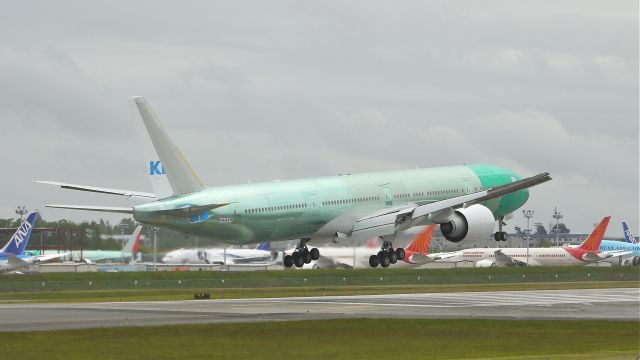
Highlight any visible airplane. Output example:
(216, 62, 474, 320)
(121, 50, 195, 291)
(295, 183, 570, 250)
(1, 211, 68, 273)
(26, 226, 143, 263)
(431, 216, 630, 267)
(162, 242, 274, 265)
(599, 222, 640, 266)
(39, 96, 551, 269)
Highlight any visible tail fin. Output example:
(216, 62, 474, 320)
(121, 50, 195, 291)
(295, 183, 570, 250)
(130, 97, 204, 197)
(123, 226, 143, 256)
(622, 222, 637, 244)
(0, 211, 38, 255)
(578, 216, 611, 252)
(406, 224, 436, 254)
(255, 242, 271, 251)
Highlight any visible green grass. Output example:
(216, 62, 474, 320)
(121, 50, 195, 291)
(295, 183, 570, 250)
(2, 265, 637, 282)
(0, 281, 636, 303)
(2, 319, 638, 360)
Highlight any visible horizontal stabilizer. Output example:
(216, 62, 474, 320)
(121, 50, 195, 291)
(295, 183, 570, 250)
(36, 181, 156, 199)
(7, 254, 28, 266)
(45, 205, 134, 214)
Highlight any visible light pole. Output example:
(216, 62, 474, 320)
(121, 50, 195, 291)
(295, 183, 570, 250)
(522, 210, 534, 265)
(150, 227, 159, 271)
(552, 207, 563, 246)
(15, 206, 28, 222)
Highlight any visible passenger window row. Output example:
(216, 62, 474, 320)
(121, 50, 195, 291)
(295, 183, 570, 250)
(245, 203, 307, 214)
(322, 196, 380, 206)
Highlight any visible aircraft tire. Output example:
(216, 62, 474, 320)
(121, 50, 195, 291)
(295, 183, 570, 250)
(369, 255, 379, 267)
(494, 233, 500, 241)
(379, 253, 390, 268)
(303, 250, 312, 264)
(500, 232, 508, 241)
(284, 255, 293, 268)
(310, 248, 320, 261)
(389, 251, 398, 264)
(395, 247, 405, 261)
(293, 252, 304, 268)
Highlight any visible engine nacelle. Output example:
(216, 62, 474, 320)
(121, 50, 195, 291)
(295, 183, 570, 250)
(439, 204, 495, 243)
(475, 259, 497, 268)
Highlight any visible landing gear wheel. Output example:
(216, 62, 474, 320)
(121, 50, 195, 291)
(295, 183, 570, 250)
(284, 255, 293, 268)
(303, 250, 312, 264)
(379, 253, 390, 268)
(500, 232, 508, 241)
(293, 252, 304, 268)
(369, 255, 379, 268)
(395, 247, 405, 261)
(310, 248, 320, 261)
(389, 251, 398, 264)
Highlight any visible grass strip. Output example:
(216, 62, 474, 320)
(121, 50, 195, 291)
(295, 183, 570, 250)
(1, 318, 638, 360)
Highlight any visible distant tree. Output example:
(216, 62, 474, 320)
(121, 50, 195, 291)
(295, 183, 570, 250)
(116, 218, 137, 234)
(551, 223, 570, 234)
(535, 223, 547, 235)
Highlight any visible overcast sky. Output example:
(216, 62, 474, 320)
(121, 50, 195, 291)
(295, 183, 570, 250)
(0, 1, 637, 236)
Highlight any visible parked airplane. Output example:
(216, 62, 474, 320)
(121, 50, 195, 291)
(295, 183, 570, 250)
(40, 97, 551, 269)
(80, 226, 142, 263)
(434, 217, 629, 267)
(1, 211, 68, 273)
(162, 243, 274, 265)
(599, 222, 640, 266)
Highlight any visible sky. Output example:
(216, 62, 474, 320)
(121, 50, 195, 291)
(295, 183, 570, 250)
(0, 0, 637, 237)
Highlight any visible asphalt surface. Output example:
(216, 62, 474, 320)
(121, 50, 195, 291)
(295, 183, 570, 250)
(0, 288, 637, 331)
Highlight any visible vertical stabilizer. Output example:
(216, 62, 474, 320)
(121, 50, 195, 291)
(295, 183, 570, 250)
(123, 226, 143, 257)
(406, 224, 436, 254)
(1, 211, 38, 255)
(130, 97, 204, 197)
(622, 222, 637, 244)
(578, 216, 611, 252)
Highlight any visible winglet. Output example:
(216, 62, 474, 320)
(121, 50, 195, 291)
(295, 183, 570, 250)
(130, 97, 204, 197)
(578, 216, 611, 252)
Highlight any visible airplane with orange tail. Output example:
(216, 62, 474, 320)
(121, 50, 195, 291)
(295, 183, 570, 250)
(434, 216, 632, 267)
(395, 224, 449, 265)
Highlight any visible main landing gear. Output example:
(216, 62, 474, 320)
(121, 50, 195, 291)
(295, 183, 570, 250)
(283, 239, 320, 268)
(369, 239, 405, 268)
(494, 217, 508, 242)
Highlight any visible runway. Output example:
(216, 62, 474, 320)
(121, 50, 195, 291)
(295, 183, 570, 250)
(0, 288, 637, 331)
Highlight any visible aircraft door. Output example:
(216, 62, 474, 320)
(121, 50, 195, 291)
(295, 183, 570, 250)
(382, 186, 392, 207)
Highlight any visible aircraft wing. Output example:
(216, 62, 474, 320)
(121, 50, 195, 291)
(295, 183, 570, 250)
(350, 172, 551, 240)
(493, 249, 527, 267)
(32, 252, 70, 264)
(36, 181, 156, 199)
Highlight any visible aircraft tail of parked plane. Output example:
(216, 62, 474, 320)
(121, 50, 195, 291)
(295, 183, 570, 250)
(577, 217, 610, 252)
(0, 211, 38, 255)
(255, 243, 271, 251)
(622, 222, 637, 244)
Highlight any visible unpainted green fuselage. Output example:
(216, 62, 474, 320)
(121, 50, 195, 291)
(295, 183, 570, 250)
(134, 164, 528, 245)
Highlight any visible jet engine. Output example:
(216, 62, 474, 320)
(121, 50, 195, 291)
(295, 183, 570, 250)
(439, 204, 495, 243)
(475, 259, 497, 268)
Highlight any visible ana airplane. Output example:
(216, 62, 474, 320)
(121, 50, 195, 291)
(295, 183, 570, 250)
(40, 97, 551, 269)
(162, 243, 274, 265)
(599, 222, 640, 266)
(1, 211, 68, 273)
(433, 217, 629, 267)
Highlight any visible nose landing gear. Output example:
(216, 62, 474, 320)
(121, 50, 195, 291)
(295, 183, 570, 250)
(494, 217, 508, 241)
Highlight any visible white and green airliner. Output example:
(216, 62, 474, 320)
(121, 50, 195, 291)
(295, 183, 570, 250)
(41, 97, 551, 268)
